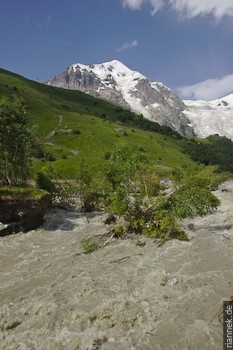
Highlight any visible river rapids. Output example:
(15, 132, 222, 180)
(0, 181, 233, 349)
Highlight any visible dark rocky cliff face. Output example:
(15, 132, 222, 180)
(48, 67, 130, 110)
(0, 193, 51, 236)
(130, 79, 194, 135)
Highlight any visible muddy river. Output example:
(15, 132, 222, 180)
(0, 181, 233, 349)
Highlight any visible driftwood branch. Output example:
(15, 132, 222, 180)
(101, 231, 115, 248)
(209, 295, 233, 325)
(109, 256, 130, 264)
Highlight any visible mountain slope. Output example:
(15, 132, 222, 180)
(183, 94, 233, 140)
(0, 68, 197, 179)
(47, 60, 194, 136)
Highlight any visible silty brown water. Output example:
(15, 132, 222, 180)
(0, 182, 233, 349)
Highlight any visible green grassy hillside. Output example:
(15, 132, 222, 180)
(0, 68, 199, 179)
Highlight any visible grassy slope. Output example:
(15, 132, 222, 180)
(0, 68, 197, 179)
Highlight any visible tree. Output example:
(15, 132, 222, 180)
(0, 97, 39, 185)
(76, 159, 102, 212)
(105, 143, 152, 222)
(104, 144, 220, 241)
(105, 143, 147, 191)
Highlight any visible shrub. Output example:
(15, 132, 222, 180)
(72, 129, 81, 135)
(36, 172, 55, 193)
(104, 144, 220, 241)
(103, 151, 111, 160)
(45, 153, 56, 161)
(81, 238, 98, 254)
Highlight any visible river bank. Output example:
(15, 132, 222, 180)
(0, 181, 233, 349)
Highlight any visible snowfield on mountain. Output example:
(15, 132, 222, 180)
(184, 94, 233, 140)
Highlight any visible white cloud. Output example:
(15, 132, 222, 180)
(122, 0, 164, 14)
(177, 74, 233, 100)
(150, 0, 164, 15)
(117, 39, 139, 52)
(121, 0, 233, 20)
(170, 0, 233, 21)
(122, 0, 144, 10)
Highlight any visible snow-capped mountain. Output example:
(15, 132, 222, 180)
(183, 94, 233, 140)
(47, 60, 194, 136)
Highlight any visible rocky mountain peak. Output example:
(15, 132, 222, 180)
(47, 60, 195, 136)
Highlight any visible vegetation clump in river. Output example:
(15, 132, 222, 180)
(75, 143, 223, 252)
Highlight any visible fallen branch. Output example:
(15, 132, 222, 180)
(156, 239, 167, 247)
(98, 229, 114, 241)
(136, 239, 146, 247)
(209, 295, 233, 325)
(101, 231, 115, 248)
(142, 204, 154, 215)
(109, 256, 130, 264)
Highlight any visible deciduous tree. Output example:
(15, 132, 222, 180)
(0, 97, 39, 185)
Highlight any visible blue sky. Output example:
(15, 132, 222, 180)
(1, 0, 233, 100)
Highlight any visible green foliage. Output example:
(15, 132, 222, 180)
(113, 224, 128, 238)
(36, 172, 55, 193)
(45, 153, 56, 161)
(81, 238, 98, 254)
(34, 145, 45, 159)
(36, 166, 75, 206)
(104, 144, 154, 233)
(0, 186, 47, 200)
(0, 97, 40, 185)
(169, 186, 219, 218)
(103, 151, 111, 160)
(183, 135, 233, 173)
(77, 159, 92, 211)
(146, 168, 220, 239)
(72, 129, 81, 135)
(104, 144, 221, 241)
(76, 160, 105, 212)
(143, 208, 187, 240)
(105, 143, 147, 190)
